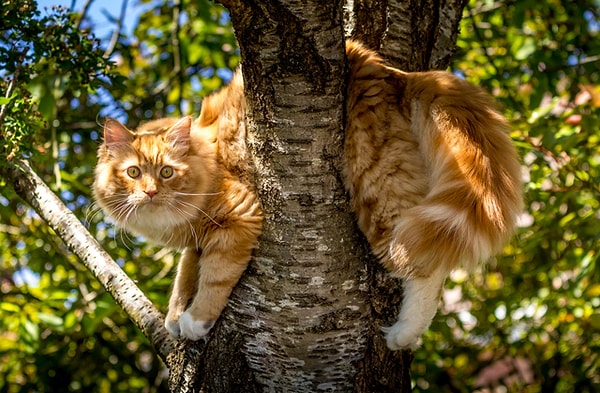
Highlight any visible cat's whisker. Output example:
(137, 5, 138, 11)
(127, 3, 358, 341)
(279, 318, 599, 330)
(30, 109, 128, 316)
(188, 222, 199, 246)
(169, 205, 201, 245)
(174, 199, 222, 227)
(114, 202, 137, 228)
(173, 191, 224, 197)
(158, 216, 180, 245)
(118, 228, 134, 251)
(84, 203, 106, 227)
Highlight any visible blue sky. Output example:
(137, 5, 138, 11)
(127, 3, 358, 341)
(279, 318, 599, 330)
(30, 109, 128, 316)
(36, 0, 145, 41)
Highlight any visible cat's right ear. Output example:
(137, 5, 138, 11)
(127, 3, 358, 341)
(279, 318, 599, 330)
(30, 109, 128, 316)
(165, 116, 192, 155)
(103, 118, 134, 146)
(165, 116, 192, 145)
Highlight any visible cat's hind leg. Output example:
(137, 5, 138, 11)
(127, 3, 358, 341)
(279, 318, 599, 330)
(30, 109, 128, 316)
(383, 265, 448, 350)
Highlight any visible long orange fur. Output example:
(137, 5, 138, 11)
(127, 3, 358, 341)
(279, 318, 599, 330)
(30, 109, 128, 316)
(94, 71, 262, 340)
(93, 40, 521, 348)
(343, 41, 522, 348)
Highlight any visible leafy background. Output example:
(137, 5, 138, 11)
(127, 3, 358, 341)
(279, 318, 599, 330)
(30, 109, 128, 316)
(0, 0, 598, 392)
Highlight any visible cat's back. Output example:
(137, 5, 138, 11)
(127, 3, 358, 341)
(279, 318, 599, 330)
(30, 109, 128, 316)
(198, 69, 250, 179)
(343, 41, 429, 254)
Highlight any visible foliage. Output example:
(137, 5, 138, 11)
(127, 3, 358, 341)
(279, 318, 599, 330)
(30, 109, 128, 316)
(0, 0, 112, 166)
(107, 0, 238, 123)
(412, 0, 600, 392)
(0, 0, 235, 392)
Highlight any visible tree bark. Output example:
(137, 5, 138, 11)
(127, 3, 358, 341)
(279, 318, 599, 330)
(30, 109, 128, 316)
(167, 0, 468, 392)
(223, 0, 377, 390)
(347, 0, 469, 71)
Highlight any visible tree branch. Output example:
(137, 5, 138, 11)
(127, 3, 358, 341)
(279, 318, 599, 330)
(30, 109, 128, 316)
(1, 159, 176, 363)
(103, 0, 129, 59)
(74, 0, 94, 31)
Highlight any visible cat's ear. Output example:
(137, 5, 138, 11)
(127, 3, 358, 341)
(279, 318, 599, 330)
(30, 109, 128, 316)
(103, 118, 134, 146)
(165, 116, 192, 152)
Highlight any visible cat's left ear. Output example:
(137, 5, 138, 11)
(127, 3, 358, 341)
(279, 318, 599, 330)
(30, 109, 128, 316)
(165, 116, 192, 153)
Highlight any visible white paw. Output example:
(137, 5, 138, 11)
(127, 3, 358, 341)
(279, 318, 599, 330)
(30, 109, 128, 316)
(382, 320, 422, 351)
(178, 311, 215, 341)
(165, 318, 181, 337)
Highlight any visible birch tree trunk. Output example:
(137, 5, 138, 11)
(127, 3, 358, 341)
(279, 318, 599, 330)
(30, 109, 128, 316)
(220, 0, 381, 390)
(169, 0, 467, 392)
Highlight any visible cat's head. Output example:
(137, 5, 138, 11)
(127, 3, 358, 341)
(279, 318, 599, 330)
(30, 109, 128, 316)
(93, 117, 216, 243)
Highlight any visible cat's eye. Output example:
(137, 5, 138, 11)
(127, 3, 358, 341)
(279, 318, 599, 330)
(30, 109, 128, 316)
(160, 166, 174, 178)
(126, 166, 141, 178)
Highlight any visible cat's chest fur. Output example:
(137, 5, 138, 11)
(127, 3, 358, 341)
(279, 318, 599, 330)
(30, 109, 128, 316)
(123, 199, 212, 248)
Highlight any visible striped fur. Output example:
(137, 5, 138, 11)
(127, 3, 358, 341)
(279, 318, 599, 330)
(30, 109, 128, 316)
(93, 40, 521, 348)
(344, 41, 522, 349)
(93, 73, 262, 340)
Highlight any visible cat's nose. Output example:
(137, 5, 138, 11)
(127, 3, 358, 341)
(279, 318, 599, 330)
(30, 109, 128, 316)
(145, 189, 158, 198)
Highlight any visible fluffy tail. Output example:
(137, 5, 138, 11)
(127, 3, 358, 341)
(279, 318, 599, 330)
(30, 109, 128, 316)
(344, 40, 522, 349)
(384, 71, 523, 349)
(197, 68, 249, 177)
(390, 71, 523, 277)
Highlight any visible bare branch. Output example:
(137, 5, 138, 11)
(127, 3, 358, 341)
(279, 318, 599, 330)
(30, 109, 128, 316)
(104, 0, 129, 59)
(75, 0, 94, 31)
(171, 0, 184, 114)
(2, 158, 176, 363)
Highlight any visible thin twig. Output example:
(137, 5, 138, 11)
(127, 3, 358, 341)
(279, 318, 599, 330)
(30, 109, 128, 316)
(467, 0, 504, 16)
(51, 77, 62, 190)
(104, 0, 129, 59)
(75, 0, 94, 30)
(465, 4, 527, 113)
(171, 0, 184, 114)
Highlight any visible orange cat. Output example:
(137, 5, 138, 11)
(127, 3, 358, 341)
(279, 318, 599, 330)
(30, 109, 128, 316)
(93, 40, 521, 348)
(93, 71, 263, 340)
(343, 41, 522, 349)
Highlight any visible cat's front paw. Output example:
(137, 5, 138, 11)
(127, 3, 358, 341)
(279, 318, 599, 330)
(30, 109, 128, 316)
(178, 311, 215, 341)
(165, 317, 181, 337)
(382, 321, 422, 351)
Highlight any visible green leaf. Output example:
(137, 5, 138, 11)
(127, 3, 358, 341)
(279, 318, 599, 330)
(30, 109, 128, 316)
(38, 312, 63, 328)
(20, 320, 40, 353)
(37, 91, 57, 121)
(0, 302, 21, 313)
(589, 314, 600, 330)
(514, 37, 536, 61)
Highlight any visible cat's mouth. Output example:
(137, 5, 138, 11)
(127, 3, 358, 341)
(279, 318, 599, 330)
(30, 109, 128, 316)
(139, 199, 163, 212)
(142, 200, 160, 207)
